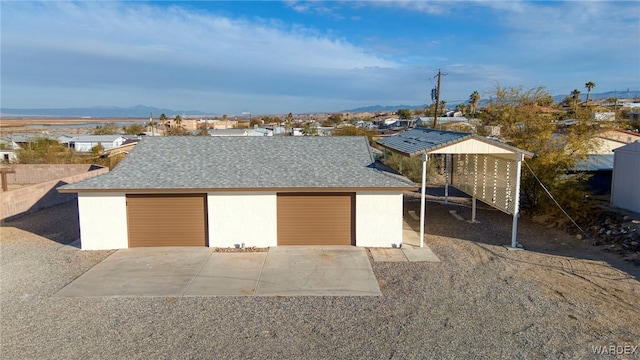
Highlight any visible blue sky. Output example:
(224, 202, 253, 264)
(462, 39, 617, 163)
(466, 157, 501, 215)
(2, 1, 639, 114)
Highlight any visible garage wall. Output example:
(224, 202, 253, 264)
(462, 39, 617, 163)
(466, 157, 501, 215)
(78, 193, 128, 250)
(356, 191, 404, 247)
(208, 192, 277, 248)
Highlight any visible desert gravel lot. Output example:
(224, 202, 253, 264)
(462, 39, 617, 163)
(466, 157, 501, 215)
(1, 198, 639, 359)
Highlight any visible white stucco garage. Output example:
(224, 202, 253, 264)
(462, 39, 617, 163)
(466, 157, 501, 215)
(58, 136, 415, 250)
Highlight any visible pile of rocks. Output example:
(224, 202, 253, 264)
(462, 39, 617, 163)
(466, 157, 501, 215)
(583, 210, 640, 266)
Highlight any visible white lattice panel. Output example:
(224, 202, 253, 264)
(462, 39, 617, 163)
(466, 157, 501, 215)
(451, 154, 517, 215)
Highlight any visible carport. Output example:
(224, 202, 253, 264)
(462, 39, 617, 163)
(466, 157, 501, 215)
(377, 128, 533, 248)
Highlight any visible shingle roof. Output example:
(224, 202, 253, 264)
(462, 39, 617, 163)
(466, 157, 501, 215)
(59, 136, 415, 191)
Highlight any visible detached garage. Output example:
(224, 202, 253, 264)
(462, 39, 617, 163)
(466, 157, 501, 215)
(58, 136, 415, 250)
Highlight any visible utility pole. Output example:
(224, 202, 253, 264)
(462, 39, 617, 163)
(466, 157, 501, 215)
(432, 69, 447, 128)
(150, 112, 155, 136)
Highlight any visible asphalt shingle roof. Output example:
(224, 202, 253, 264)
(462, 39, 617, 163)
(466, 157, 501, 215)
(60, 136, 415, 191)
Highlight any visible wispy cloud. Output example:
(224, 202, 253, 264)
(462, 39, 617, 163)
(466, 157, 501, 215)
(1, 1, 637, 113)
(2, 1, 399, 112)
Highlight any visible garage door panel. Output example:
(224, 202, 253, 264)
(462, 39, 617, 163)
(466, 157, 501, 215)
(277, 193, 354, 246)
(126, 194, 207, 247)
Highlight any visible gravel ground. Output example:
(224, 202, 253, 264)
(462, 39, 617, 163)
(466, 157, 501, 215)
(1, 198, 639, 359)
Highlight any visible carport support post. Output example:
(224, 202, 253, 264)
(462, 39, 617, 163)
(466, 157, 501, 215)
(419, 153, 427, 248)
(444, 154, 450, 203)
(511, 154, 524, 248)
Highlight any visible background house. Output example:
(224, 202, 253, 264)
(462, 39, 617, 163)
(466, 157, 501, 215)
(0, 139, 21, 163)
(573, 129, 640, 193)
(65, 135, 129, 152)
(59, 136, 415, 250)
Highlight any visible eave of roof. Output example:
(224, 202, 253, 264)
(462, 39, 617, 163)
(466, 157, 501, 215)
(58, 185, 417, 194)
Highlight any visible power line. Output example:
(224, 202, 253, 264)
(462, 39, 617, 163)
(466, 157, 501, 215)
(523, 160, 588, 238)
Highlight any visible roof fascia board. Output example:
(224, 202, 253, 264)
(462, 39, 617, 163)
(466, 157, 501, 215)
(58, 186, 418, 194)
(429, 138, 519, 157)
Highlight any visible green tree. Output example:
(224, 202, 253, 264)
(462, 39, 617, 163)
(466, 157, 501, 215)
(482, 85, 600, 215)
(396, 108, 413, 119)
(159, 113, 170, 132)
(16, 138, 76, 164)
(384, 152, 437, 183)
(439, 100, 447, 113)
(285, 112, 294, 127)
(91, 144, 104, 156)
(585, 81, 596, 104)
(327, 113, 343, 127)
(123, 123, 145, 135)
(302, 123, 317, 135)
(469, 91, 481, 115)
(147, 119, 158, 135)
(332, 126, 378, 145)
(196, 122, 210, 136)
(174, 114, 183, 128)
(91, 122, 119, 135)
(413, 108, 426, 116)
(249, 118, 263, 128)
(570, 89, 581, 110)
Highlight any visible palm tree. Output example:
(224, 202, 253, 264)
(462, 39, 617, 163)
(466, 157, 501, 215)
(570, 89, 581, 110)
(174, 114, 183, 128)
(159, 113, 168, 128)
(607, 97, 618, 115)
(455, 103, 467, 115)
(585, 81, 596, 104)
(469, 91, 480, 115)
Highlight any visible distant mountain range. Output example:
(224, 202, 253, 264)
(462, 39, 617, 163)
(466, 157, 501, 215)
(0, 105, 208, 118)
(1, 90, 637, 117)
(342, 90, 639, 113)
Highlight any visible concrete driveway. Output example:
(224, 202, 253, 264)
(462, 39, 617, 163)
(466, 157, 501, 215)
(55, 246, 381, 297)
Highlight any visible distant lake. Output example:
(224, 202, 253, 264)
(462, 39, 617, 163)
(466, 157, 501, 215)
(22, 121, 142, 130)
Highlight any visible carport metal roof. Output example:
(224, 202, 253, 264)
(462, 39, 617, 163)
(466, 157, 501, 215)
(377, 128, 533, 159)
(377, 128, 533, 249)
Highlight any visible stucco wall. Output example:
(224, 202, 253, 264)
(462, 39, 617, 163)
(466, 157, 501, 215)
(207, 192, 278, 248)
(74, 190, 404, 250)
(1, 165, 108, 221)
(78, 193, 128, 250)
(355, 191, 404, 247)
